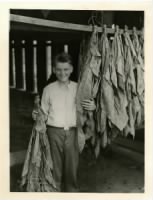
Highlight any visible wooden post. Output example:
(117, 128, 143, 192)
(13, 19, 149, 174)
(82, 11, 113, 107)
(46, 40, 52, 80)
(33, 40, 38, 94)
(64, 44, 68, 53)
(10, 40, 16, 88)
(21, 40, 26, 91)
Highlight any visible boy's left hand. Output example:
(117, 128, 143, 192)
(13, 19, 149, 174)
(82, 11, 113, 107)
(81, 99, 96, 111)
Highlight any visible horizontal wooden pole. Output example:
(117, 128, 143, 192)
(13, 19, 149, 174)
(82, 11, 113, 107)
(10, 14, 92, 32)
(112, 143, 144, 164)
(114, 137, 144, 153)
(10, 150, 26, 166)
(10, 14, 142, 35)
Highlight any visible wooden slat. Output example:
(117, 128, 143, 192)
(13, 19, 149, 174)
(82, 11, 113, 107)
(32, 40, 38, 94)
(64, 44, 68, 53)
(46, 41, 52, 80)
(21, 40, 26, 91)
(11, 40, 16, 88)
(10, 14, 142, 35)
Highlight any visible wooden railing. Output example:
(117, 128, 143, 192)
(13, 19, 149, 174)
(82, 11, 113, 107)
(10, 39, 69, 93)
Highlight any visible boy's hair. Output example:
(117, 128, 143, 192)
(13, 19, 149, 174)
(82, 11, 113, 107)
(53, 52, 73, 67)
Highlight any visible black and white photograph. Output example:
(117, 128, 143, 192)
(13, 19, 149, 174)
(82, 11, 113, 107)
(8, 9, 146, 193)
(0, 1, 152, 198)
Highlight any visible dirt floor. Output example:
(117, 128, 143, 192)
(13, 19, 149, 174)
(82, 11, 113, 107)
(78, 147, 144, 193)
(10, 90, 144, 193)
(10, 147, 144, 192)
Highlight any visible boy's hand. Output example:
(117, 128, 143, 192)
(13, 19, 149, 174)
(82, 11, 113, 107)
(32, 110, 39, 121)
(81, 99, 96, 111)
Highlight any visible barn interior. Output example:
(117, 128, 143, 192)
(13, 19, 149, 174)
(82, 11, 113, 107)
(10, 10, 144, 192)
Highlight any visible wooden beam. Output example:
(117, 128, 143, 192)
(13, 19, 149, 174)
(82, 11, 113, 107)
(10, 14, 92, 32)
(10, 21, 70, 33)
(10, 14, 142, 35)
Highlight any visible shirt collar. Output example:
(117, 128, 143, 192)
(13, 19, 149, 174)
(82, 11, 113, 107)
(57, 80, 71, 89)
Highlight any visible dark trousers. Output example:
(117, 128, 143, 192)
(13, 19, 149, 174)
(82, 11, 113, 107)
(47, 126, 79, 192)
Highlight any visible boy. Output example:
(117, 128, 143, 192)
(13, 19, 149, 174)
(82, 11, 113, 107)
(33, 52, 95, 192)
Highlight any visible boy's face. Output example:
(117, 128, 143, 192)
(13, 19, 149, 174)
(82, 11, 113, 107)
(54, 62, 73, 83)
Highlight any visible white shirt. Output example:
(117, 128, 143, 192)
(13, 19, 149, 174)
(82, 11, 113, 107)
(41, 80, 77, 130)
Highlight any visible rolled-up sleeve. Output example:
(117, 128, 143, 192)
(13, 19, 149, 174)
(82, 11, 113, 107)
(41, 87, 50, 116)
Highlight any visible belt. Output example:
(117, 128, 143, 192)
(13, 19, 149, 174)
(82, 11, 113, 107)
(47, 125, 76, 131)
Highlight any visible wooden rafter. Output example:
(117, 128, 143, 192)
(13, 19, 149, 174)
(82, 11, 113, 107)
(10, 14, 142, 35)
